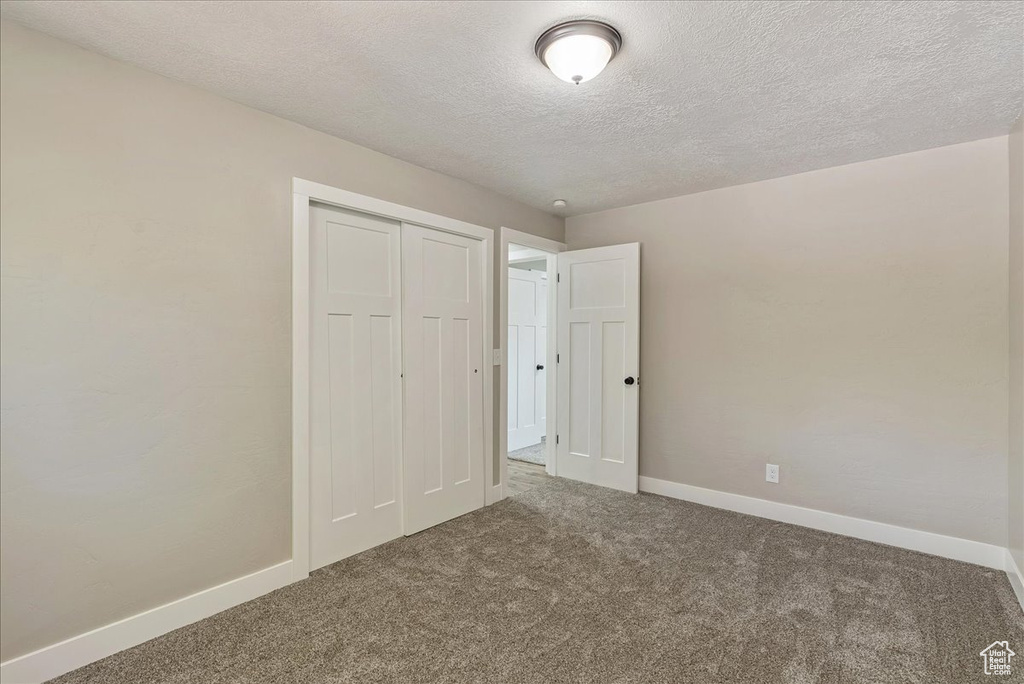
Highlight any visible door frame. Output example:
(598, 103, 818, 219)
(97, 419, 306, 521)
(292, 178, 494, 582)
(499, 227, 566, 499)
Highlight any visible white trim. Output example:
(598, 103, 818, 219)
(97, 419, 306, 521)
(481, 230, 496, 506)
(293, 179, 492, 242)
(542, 252, 558, 479)
(291, 191, 311, 582)
(639, 476, 1007, 569)
(0, 561, 293, 684)
(499, 228, 566, 496)
(292, 178, 495, 555)
(1006, 550, 1024, 612)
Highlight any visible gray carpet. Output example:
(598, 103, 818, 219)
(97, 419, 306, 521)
(50, 478, 1023, 683)
(508, 438, 546, 465)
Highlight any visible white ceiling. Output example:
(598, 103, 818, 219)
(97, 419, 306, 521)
(2, 1, 1021, 216)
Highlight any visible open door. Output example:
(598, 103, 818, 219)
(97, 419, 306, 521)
(555, 243, 639, 493)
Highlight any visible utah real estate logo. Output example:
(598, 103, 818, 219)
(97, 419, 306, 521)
(980, 641, 1015, 676)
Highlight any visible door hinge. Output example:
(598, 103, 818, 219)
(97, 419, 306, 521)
(556, 434, 559, 445)
(556, 353, 560, 364)
(557, 272, 560, 283)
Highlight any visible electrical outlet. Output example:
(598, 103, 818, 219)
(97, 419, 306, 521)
(766, 464, 779, 484)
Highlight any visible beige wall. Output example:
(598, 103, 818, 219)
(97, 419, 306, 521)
(1010, 115, 1024, 572)
(0, 21, 561, 661)
(567, 138, 1010, 547)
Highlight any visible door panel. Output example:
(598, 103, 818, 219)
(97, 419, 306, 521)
(452, 316, 472, 485)
(507, 268, 547, 451)
(422, 315, 443, 493)
(538, 280, 548, 433)
(507, 323, 518, 431)
(601, 321, 626, 464)
(369, 315, 399, 506)
(310, 204, 403, 570)
(403, 223, 485, 534)
(326, 313, 356, 520)
(517, 324, 536, 436)
(556, 243, 640, 493)
(568, 321, 591, 457)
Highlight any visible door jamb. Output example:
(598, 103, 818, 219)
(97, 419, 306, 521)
(499, 227, 566, 500)
(293, 178, 494, 582)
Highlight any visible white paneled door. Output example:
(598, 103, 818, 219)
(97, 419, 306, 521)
(402, 223, 486, 535)
(556, 243, 640, 493)
(507, 268, 547, 452)
(309, 204, 403, 571)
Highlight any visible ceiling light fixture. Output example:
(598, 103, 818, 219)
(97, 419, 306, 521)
(535, 20, 622, 85)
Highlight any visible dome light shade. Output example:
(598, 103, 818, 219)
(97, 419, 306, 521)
(535, 20, 622, 85)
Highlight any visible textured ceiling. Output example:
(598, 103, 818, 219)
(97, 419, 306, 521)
(1, 1, 1021, 216)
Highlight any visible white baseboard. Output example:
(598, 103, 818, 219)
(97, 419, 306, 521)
(639, 476, 1006, 570)
(1006, 550, 1024, 612)
(0, 560, 294, 684)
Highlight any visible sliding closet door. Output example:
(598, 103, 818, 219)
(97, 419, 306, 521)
(309, 203, 403, 570)
(402, 223, 485, 534)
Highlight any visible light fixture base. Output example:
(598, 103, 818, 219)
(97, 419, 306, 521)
(535, 20, 622, 85)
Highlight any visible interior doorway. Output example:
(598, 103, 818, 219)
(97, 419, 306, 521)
(506, 246, 551, 494)
(500, 227, 642, 500)
(507, 251, 549, 457)
(499, 229, 564, 497)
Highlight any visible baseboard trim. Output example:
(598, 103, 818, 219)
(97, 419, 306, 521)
(639, 476, 1006, 570)
(1006, 550, 1024, 612)
(0, 560, 294, 684)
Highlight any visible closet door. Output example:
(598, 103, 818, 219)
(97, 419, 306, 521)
(402, 223, 485, 534)
(309, 204, 403, 570)
(507, 268, 546, 451)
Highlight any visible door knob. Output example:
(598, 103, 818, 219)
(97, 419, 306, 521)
(624, 376, 635, 385)
(536, 364, 545, 371)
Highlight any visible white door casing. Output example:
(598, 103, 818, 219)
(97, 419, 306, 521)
(294, 179, 495, 581)
(309, 204, 404, 571)
(498, 228, 566, 495)
(507, 268, 547, 452)
(402, 223, 486, 534)
(556, 243, 640, 493)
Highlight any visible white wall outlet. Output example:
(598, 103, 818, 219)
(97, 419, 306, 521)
(492, 349, 502, 366)
(766, 464, 780, 483)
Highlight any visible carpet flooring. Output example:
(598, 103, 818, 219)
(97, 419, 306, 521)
(508, 438, 546, 465)
(50, 478, 1023, 683)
